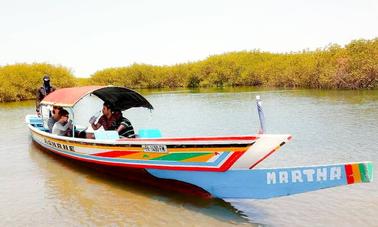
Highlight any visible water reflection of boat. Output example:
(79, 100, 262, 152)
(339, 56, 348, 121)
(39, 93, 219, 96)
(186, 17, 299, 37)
(25, 86, 373, 199)
(28, 142, 250, 225)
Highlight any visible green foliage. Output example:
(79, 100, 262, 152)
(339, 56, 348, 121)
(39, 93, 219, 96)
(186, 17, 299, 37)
(1, 38, 377, 102)
(0, 63, 76, 102)
(87, 38, 377, 90)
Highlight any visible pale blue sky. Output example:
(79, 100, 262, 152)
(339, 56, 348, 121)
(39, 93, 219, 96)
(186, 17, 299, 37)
(0, 0, 377, 77)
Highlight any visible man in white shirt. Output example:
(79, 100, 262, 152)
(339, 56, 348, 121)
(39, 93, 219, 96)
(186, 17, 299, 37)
(52, 109, 72, 136)
(48, 106, 63, 132)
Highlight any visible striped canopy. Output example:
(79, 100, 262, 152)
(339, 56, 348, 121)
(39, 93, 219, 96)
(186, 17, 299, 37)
(41, 86, 153, 110)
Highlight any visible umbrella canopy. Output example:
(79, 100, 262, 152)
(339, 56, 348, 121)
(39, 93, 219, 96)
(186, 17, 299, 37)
(41, 86, 153, 110)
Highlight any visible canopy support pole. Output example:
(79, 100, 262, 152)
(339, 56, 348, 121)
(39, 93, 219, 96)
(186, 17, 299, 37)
(256, 95, 265, 134)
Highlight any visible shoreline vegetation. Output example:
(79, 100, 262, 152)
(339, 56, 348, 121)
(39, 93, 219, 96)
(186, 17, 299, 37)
(1, 38, 377, 102)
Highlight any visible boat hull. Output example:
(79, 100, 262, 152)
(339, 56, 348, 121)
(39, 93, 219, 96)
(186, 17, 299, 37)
(148, 162, 373, 199)
(26, 115, 372, 199)
(27, 115, 290, 172)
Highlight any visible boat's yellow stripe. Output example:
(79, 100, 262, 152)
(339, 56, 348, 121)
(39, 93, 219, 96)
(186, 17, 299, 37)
(33, 131, 250, 153)
(168, 147, 248, 152)
(352, 164, 362, 183)
(32, 132, 141, 150)
(119, 153, 165, 159)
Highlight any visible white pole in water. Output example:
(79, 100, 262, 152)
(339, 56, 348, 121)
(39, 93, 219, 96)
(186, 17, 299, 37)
(256, 95, 265, 134)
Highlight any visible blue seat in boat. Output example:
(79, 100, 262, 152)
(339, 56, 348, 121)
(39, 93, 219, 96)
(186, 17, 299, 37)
(138, 129, 162, 138)
(26, 115, 46, 131)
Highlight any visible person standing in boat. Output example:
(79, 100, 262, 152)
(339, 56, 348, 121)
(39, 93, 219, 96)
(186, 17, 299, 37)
(89, 101, 135, 138)
(52, 109, 73, 136)
(36, 75, 55, 115)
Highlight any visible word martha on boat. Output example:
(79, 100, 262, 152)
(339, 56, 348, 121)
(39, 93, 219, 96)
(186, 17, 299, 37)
(25, 86, 373, 199)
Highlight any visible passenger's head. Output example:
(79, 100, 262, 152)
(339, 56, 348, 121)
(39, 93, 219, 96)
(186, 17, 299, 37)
(58, 109, 69, 123)
(102, 101, 114, 115)
(52, 106, 63, 120)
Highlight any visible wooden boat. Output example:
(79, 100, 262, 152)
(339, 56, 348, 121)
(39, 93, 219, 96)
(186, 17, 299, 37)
(25, 86, 373, 199)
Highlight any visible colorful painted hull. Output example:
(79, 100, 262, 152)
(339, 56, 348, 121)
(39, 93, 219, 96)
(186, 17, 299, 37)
(26, 115, 373, 199)
(148, 162, 373, 199)
(27, 115, 291, 172)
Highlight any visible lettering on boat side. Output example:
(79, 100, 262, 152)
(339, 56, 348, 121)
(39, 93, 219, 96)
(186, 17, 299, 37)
(142, 144, 168, 153)
(43, 138, 75, 152)
(266, 167, 342, 184)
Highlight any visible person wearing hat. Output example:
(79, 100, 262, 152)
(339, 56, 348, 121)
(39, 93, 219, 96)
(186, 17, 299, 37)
(36, 75, 55, 115)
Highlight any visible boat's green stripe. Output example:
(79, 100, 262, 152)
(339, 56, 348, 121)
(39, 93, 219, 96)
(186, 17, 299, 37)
(359, 162, 373, 182)
(359, 163, 368, 182)
(151, 152, 212, 161)
(367, 162, 373, 182)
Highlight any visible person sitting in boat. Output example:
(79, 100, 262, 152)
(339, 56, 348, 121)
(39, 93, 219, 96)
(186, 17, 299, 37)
(36, 75, 55, 116)
(89, 101, 135, 138)
(52, 109, 73, 136)
(48, 106, 63, 132)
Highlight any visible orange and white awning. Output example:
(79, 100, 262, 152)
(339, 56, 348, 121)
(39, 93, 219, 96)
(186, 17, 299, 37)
(41, 86, 153, 110)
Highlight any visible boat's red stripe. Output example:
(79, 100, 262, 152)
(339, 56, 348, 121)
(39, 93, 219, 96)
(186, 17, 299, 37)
(218, 151, 245, 171)
(345, 164, 354, 184)
(92, 151, 139, 157)
(249, 136, 291, 169)
(41, 146, 244, 172)
(249, 142, 284, 169)
(249, 149, 275, 169)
